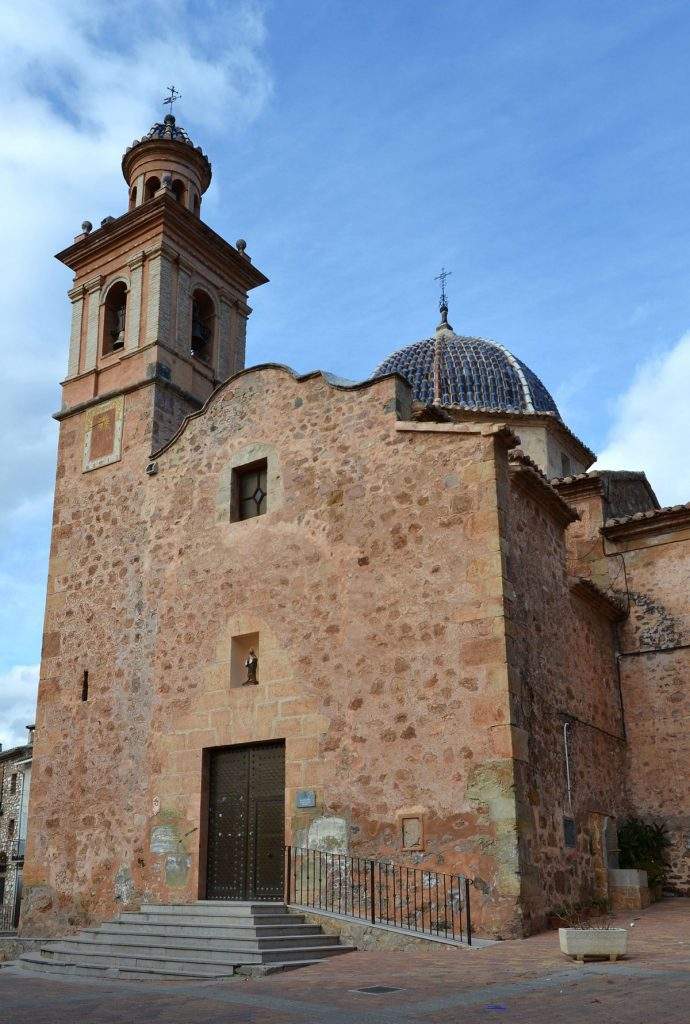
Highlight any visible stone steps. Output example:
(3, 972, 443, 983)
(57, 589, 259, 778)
(48, 935, 342, 960)
(9, 901, 356, 980)
(94, 925, 323, 937)
(13, 952, 238, 980)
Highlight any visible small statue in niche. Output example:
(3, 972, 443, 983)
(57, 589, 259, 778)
(243, 648, 258, 686)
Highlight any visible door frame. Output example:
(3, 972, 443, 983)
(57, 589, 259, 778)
(198, 739, 286, 901)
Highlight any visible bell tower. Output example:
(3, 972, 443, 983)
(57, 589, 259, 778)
(56, 108, 268, 454)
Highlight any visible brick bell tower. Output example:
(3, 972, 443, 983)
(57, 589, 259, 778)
(56, 108, 268, 456)
(21, 110, 268, 932)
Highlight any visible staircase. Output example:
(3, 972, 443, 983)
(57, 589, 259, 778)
(9, 901, 356, 980)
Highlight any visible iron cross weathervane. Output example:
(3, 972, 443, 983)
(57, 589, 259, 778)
(163, 85, 182, 114)
(435, 267, 452, 310)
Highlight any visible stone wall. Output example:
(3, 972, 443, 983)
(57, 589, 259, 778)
(557, 478, 690, 894)
(607, 521, 690, 893)
(298, 908, 469, 952)
(24, 367, 527, 938)
(504, 470, 627, 932)
(0, 746, 31, 926)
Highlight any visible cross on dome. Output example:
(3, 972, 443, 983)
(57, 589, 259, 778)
(163, 85, 182, 115)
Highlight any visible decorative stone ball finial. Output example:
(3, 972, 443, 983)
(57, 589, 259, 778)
(100, 216, 115, 227)
(81, 220, 93, 235)
(236, 239, 247, 253)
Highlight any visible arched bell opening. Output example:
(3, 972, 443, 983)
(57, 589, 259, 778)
(191, 289, 215, 363)
(144, 176, 160, 201)
(171, 179, 186, 204)
(103, 281, 128, 355)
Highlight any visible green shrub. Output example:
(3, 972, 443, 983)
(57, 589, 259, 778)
(617, 817, 671, 888)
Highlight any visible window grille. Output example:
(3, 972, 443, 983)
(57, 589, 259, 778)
(236, 461, 268, 520)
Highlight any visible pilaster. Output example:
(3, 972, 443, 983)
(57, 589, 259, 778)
(66, 286, 84, 378)
(125, 253, 145, 353)
(176, 260, 193, 360)
(217, 297, 232, 380)
(227, 296, 251, 376)
(144, 246, 175, 348)
(83, 277, 103, 372)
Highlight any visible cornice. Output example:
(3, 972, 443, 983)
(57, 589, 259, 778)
(55, 194, 268, 293)
(509, 450, 580, 527)
(54, 373, 204, 423)
(416, 403, 596, 466)
(602, 503, 690, 543)
(127, 251, 146, 270)
(569, 576, 627, 622)
(552, 472, 605, 501)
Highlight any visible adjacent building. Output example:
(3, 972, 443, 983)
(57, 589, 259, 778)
(0, 728, 33, 931)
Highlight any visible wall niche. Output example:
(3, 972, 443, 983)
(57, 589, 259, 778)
(231, 632, 260, 688)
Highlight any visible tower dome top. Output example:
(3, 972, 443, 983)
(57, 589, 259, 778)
(374, 324, 560, 417)
(142, 112, 196, 144)
(122, 112, 212, 199)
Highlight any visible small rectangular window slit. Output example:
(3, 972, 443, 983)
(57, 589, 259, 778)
(81, 670, 89, 702)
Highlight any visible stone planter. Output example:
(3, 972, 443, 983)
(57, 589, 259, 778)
(608, 868, 650, 911)
(559, 927, 628, 962)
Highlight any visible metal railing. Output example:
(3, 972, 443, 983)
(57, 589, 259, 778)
(10, 838, 25, 862)
(285, 846, 472, 944)
(0, 863, 22, 932)
(0, 904, 15, 932)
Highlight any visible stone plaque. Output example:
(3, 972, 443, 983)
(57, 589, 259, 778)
(307, 815, 348, 853)
(296, 789, 316, 809)
(401, 815, 424, 851)
(150, 824, 178, 855)
(82, 395, 124, 472)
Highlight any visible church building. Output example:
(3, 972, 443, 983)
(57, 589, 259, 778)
(21, 110, 690, 942)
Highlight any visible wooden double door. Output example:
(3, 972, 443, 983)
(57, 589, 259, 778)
(206, 741, 285, 901)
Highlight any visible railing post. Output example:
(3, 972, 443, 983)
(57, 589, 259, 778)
(464, 875, 472, 946)
(369, 859, 376, 924)
(285, 846, 292, 904)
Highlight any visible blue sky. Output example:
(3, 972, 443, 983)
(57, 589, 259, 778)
(2, 0, 690, 746)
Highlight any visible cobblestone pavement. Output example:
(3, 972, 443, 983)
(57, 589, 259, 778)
(0, 899, 688, 1024)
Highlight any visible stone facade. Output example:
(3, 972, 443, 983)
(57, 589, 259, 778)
(556, 477, 690, 898)
(0, 735, 33, 930)
(20, 115, 690, 942)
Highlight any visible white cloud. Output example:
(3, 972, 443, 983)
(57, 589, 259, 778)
(595, 331, 690, 506)
(0, 666, 39, 751)
(0, 1, 272, 671)
(0, 0, 272, 529)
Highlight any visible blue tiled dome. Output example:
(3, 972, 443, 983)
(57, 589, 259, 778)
(373, 328, 560, 416)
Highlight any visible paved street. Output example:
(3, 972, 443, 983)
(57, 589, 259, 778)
(1, 899, 688, 1023)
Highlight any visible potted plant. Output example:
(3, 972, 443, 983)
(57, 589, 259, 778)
(559, 908, 628, 962)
